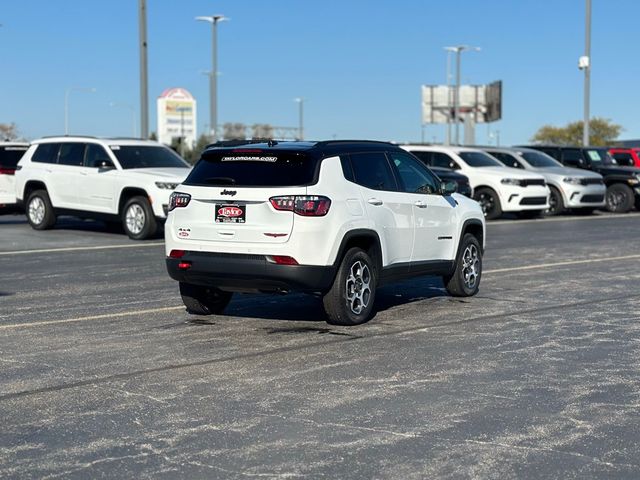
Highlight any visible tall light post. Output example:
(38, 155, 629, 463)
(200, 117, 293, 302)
(64, 87, 96, 135)
(443, 47, 454, 145)
(445, 45, 480, 145)
(580, 0, 592, 146)
(196, 14, 229, 143)
(294, 98, 304, 140)
(138, 0, 149, 138)
(109, 102, 136, 137)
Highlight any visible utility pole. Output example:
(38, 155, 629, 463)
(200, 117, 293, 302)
(294, 98, 304, 140)
(138, 0, 149, 139)
(582, 0, 592, 146)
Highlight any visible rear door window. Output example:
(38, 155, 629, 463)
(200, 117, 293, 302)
(185, 149, 319, 187)
(348, 152, 398, 191)
(32, 143, 61, 164)
(58, 143, 86, 166)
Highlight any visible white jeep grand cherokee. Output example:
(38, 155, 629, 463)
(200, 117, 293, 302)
(15, 136, 191, 239)
(165, 140, 486, 325)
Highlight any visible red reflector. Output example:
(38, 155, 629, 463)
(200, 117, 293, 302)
(169, 249, 185, 258)
(0, 168, 16, 175)
(178, 261, 192, 270)
(271, 255, 299, 265)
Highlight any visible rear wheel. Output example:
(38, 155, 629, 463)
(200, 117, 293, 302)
(605, 184, 634, 213)
(474, 187, 502, 220)
(179, 282, 233, 315)
(546, 186, 565, 216)
(122, 196, 157, 239)
(323, 247, 377, 326)
(444, 233, 482, 297)
(26, 189, 56, 230)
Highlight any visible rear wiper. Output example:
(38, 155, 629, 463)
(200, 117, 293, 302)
(203, 176, 236, 185)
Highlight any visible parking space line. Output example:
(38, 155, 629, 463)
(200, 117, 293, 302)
(0, 306, 184, 330)
(0, 242, 164, 256)
(1, 253, 639, 331)
(484, 254, 640, 274)
(490, 212, 640, 226)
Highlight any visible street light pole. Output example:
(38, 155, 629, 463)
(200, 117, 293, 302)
(65, 87, 96, 135)
(446, 45, 480, 145)
(196, 15, 229, 143)
(138, 0, 149, 138)
(294, 98, 304, 140)
(583, 0, 592, 146)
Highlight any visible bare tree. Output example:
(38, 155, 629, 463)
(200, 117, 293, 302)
(0, 123, 20, 141)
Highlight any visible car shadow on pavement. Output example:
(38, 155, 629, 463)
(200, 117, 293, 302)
(214, 276, 450, 324)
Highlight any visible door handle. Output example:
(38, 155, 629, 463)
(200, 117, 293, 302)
(414, 201, 428, 208)
(367, 198, 383, 206)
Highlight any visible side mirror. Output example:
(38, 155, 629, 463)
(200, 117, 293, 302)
(441, 181, 457, 195)
(97, 159, 115, 170)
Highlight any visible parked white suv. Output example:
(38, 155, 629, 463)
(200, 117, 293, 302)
(0, 142, 29, 208)
(15, 136, 191, 239)
(165, 140, 485, 325)
(482, 147, 606, 215)
(402, 145, 550, 220)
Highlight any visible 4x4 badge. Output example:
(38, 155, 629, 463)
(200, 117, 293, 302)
(221, 189, 237, 196)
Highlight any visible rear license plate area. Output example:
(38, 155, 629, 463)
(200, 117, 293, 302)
(215, 204, 246, 223)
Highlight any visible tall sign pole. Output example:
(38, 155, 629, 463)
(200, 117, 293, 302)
(139, 0, 149, 139)
(583, 0, 592, 146)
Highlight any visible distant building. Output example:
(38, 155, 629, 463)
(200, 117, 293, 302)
(157, 87, 197, 147)
(614, 139, 640, 147)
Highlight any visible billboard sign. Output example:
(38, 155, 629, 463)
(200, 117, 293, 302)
(421, 81, 502, 125)
(157, 87, 197, 147)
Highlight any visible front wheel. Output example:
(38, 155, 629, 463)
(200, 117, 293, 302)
(605, 184, 634, 213)
(122, 196, 157, 239)
(26, 189, 56, 230)
(474, 188, 502, 220)
(444, 233, 482, 297)
(546, 186, 565, 216)
(179, 283, 233, 315)
(323, 248, 377, 326)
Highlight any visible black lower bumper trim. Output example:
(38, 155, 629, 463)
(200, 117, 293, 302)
(166, 251, 337, 293)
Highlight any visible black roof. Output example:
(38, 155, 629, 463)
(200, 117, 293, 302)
(203, 139, 398, 157)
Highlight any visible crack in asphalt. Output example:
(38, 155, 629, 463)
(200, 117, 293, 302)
(0, 291, 637, 403)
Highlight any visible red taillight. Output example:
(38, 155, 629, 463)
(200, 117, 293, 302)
(178, 261, 192, 270)
(0, 168, 16, 175)
(169, 249, 185, 258)
(168, 192, 191, 212)
(269, 196, 331, 216)
(269, 255, 299, 265)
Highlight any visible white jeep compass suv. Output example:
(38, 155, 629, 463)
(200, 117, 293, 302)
(165, 140, 485, 325)
(402, 145, 550, 220)
(0, 142, 29, 208)
(15, 136, 191, 239)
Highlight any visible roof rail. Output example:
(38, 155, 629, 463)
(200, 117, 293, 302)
(39, 134, 99, 140)
(315, 139, 394, 147)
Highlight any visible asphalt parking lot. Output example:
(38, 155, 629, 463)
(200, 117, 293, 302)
(1, 212, 640, 479)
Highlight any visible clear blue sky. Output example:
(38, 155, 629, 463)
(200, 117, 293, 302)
(1, 0, 638, 145)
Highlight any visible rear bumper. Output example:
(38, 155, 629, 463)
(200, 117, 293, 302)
(166, 251, 336, 293)
(0, 192, 17, 206)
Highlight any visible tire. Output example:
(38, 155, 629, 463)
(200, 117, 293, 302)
(122, 195, 157, 240)
(546, 186, 565, 216)
(605, 183, 634, 213)
(517, 209, 544, 219)
(323, 247, 377, 326)
(473, 187, 502, 220)
(179, 282, 233, 315)
(444, 233, 482, 297)
(26, 189, 56, 230)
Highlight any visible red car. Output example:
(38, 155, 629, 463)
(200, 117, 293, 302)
(609, 148, 640, 168)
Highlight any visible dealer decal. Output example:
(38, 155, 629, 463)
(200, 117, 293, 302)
(221, 156, 278, 162)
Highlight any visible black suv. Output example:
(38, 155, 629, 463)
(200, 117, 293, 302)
(521, 146, 640, 213)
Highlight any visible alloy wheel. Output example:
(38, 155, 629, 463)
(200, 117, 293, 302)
(125, 203, 146, 235)
(461, 244, 480, 290)
(345, 260, 371, 315)
(28, 196, 45, 225)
